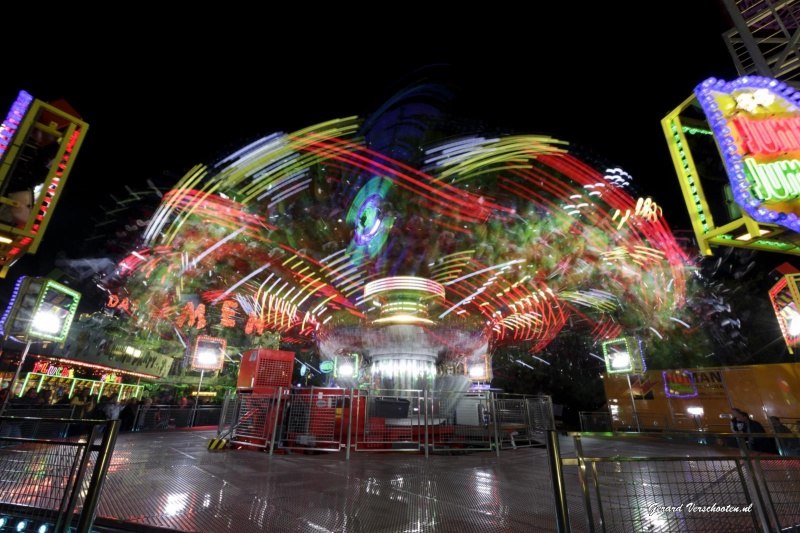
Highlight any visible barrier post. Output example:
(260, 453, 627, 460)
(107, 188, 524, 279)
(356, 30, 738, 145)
(545, 429, 571, 533)
(268, 387, 283, 456)
(346, 389, 354, 460)
(74, 419, 121, 533)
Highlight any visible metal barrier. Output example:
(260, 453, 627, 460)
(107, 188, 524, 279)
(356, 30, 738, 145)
(352, 389, 426, 454)
(227, 389, 286, 452)
(546, 430, 800, 532)
(0, 415, 120, 533)
(129, 404, 224, 431)
(279, 387, 349, 453)
(220, 388, 553, 456)
(579, 411, 612, 432)
(768, 416, 800, 457)
(215, 390, 238, 439)
(0, 406, 80, 438)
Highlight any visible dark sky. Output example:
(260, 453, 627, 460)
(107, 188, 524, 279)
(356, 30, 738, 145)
(0, 2, 740, 290)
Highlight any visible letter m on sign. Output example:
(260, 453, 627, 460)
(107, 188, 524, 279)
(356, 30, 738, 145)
(176, 302, 206, 329)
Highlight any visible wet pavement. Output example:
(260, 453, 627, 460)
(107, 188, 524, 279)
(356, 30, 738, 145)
(91, 428, 756, 533)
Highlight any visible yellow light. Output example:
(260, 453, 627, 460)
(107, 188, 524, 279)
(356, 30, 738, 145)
(372, 315, 435, 325)
(735, 229, 770, 241)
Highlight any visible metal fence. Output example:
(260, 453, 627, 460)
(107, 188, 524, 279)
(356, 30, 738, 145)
(547, 431, 800, 532)
(0, 415, 120, 533)
(221, 387, 553, 456)
(129, 404, 224, 431)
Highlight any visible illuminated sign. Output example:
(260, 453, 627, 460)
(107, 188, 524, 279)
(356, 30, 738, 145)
(319, 361, 334, 374)
(465, 354, 492, 382)
(769, 272, 800, 352)
(695, 76, 800, 232)
(663, 370, 698, 398)
(106, 293, 316, 338)
(0, 277, 81, 341)
(602, 336, 645, 374)
(0, 90, 33, 161)
(32, 361, 75, 378)
(334, 353, 359, 379)
(191, 335, 226, 371)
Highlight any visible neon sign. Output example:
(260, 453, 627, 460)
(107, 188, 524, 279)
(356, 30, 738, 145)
(768, 272, 800, 352)
(106, 294, 314, 336)
(0, 90, 33, 161)
(32, 361, 75, 378)
(602, 336, 645, 374)
(663, 370, 698, 398)
(695, 76, 800, 232)
(192, 335, 226, 371)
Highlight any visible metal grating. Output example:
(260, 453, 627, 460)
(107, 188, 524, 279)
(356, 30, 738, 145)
(255, 357, 293, 387)
(722, 0, 800, 83)
(0, 417, 118, 533)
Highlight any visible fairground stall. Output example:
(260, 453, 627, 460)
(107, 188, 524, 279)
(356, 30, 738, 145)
(11, 355, 153, 402)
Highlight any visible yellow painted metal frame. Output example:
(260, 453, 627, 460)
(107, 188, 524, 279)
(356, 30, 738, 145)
(662, 95, 799, 256)
(0, 98, 88, 276)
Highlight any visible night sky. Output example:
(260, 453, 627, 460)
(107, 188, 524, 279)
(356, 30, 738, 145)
(0, 2, 742, 294)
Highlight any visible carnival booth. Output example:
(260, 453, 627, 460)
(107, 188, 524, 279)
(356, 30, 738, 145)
(12, 356, 154, 402)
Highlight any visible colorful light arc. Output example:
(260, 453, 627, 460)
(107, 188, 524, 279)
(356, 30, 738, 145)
(101, 87, 693, 381)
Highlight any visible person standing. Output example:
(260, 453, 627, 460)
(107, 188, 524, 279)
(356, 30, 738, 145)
(17, 388, 41, 406)
(103, 396, 122, 421)
(137, 397, 152, 431)
(70, 388, 91, 419)
(730, 408, 748, 434)
(36, 389, 52, 406)
(119, 397, 139, 431)
(769, 416, 800, 456)
(717, 407, 749, 448)
(737, 410, 778, 454)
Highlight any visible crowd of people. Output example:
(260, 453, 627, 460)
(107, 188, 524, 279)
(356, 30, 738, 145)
(2, 387, 219, 432)
(721, 407, 800, 456)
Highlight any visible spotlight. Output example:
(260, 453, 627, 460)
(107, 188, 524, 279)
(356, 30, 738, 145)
(15, 519, 28, 532)
(0, 517, 7, 527)
(468, 364, 485, 378)
(37, 524, 50, 533)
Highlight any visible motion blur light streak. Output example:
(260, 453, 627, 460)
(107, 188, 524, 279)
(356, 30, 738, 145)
(101, 81, 696, 388)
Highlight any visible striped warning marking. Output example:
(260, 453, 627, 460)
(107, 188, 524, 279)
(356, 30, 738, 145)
(207, 438, 229, 451)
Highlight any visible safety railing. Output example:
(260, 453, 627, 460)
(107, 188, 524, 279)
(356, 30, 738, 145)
(768, 416, 800, 457)
(227, 389, 287, 452)
(0, 415, 120, 533)
(129, 404, 224, 431)
(579, 411, 612, 432)
(546, 430, 800, 532)
(221, 387, 553, 456)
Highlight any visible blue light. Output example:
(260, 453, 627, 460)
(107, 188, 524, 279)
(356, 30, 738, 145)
(0, 517, 7, 527)
(15, 519, 28, 532)
(37, 523, 49, 533)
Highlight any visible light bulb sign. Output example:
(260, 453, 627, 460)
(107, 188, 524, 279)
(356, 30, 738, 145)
(695, 75, 800, 232)
(768, 272, 800, 353)
(663, 370, 698, 398)
(191, 335, 226, 371)
(333, 353, 359, 378)
(465, 353, 492, 382)
(602, 336, 645, 374)
(0, 276, 81, 342)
